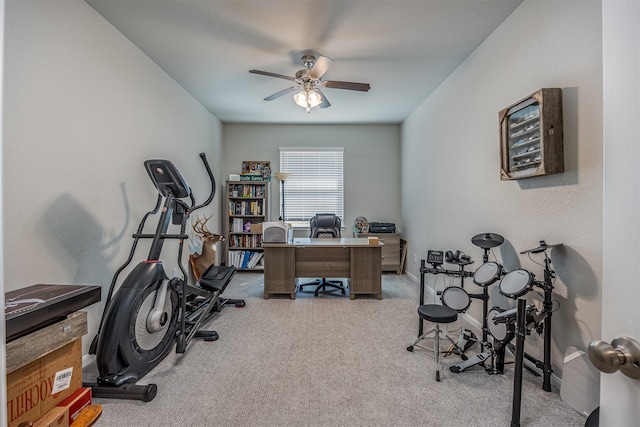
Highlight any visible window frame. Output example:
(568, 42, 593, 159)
(278, 147, 344, 228)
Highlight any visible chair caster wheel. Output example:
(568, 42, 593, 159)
(407, 346, 414, 352)
(341, 289, 346, 295)
(235, 301, 246, 308)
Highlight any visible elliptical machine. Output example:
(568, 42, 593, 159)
(86, 153, 242, 401)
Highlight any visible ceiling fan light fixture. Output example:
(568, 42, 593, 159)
(250, 54, 369, 112)
(308, 89, 322, 108)
(293, 88, 322, 113)
(293, 90, 307, 108)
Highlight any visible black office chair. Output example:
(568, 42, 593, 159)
(299, 213, 347, 296)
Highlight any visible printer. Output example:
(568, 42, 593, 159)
(262, 222, 292, 243)
(368, 222, 396, 233)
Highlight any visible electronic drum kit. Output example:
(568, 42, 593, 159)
(410, 234, 562, 426)
(417, 234, 561, 389)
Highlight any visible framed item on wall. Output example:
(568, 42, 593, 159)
(499, 88, 564, 180)
(240, 161, 271, 181)
(241, 161, 271, 176)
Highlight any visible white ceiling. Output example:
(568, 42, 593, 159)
(86, 0, 523, 124)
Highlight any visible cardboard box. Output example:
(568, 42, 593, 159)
(33, 387, 92, 427)
(33, 406, 67, 427)
(6, 339, 83, 427)
(250, 223, 263, 234)
(368, 236, 380, 245)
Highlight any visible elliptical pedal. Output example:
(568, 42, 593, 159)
(199, 265, 236, 292)
(199, 264, 246, 310)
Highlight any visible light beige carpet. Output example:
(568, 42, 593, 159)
(84, 273, 585, 426)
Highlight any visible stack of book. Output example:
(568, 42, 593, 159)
(227, 251, 263, 270)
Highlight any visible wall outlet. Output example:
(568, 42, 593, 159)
(413, 253, 418, 263)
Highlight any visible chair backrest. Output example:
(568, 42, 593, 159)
(310, 214, 341, 238)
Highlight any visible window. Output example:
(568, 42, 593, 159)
(279, 147, 344, 226)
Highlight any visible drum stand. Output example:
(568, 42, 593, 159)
(510, 298, 528, 427)
(497, 242, 558, 393)
(448, 288, 494, 373)
(450, 241, 500, 374)
(509, 243, 557, 390)
(537, 247, 555, 391)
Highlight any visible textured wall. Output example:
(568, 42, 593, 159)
(222, 124, 401, 233)
(401, 0, 603, 379)
(4, 0, 223, 353)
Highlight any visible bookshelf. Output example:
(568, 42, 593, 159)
(225, 181, 270, 270)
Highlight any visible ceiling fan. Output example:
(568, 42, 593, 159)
(249, 55, 371, 113)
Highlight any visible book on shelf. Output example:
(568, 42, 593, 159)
(229, 183, 266, 198)
(227, 250, 262, 269)
(256, 255, 265, 269)
(241, 252, 251, 269)
(247, 252, 263, 269)
(230, 200, 263, 216)
(229, 250, 241, 268)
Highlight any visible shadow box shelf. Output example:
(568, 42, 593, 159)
(499, 88, 564, 180)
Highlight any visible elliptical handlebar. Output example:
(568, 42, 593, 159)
(190, 152, 216, 213)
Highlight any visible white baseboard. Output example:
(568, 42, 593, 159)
(82, 353, 95, 368)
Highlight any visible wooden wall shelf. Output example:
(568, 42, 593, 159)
(499, 88, 564, 180)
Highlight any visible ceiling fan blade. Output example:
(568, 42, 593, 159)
(323, 80, 371, 92)
(316, 88, 331, 109)
(309, 56, 335, 80)
(264, 86, 300, 101)
(249, 69, 297, 81)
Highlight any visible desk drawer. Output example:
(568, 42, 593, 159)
(356, 232, 401, 272)
(382, 250, 400, 267)
(295, 247, 350, 277)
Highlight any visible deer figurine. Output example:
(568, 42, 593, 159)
(189, 214, 225, 281)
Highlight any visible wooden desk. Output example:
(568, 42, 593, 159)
(263, 238, 382, 300)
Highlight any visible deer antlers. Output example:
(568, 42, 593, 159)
(192, 214, 213, 236)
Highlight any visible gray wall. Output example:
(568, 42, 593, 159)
(2, 0, 605, 387)
(3, 0, 224, 354)
(401, 0, 603, 378)
(222, 124, 401, 235)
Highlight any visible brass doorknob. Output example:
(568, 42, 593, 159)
(587, 336, 640, 379)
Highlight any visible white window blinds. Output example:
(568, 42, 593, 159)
(279, 147, 344, 222)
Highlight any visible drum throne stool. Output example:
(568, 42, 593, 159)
(407, 304, 459, 381)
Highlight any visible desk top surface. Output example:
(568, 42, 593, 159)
(264, 237, 382, 248)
